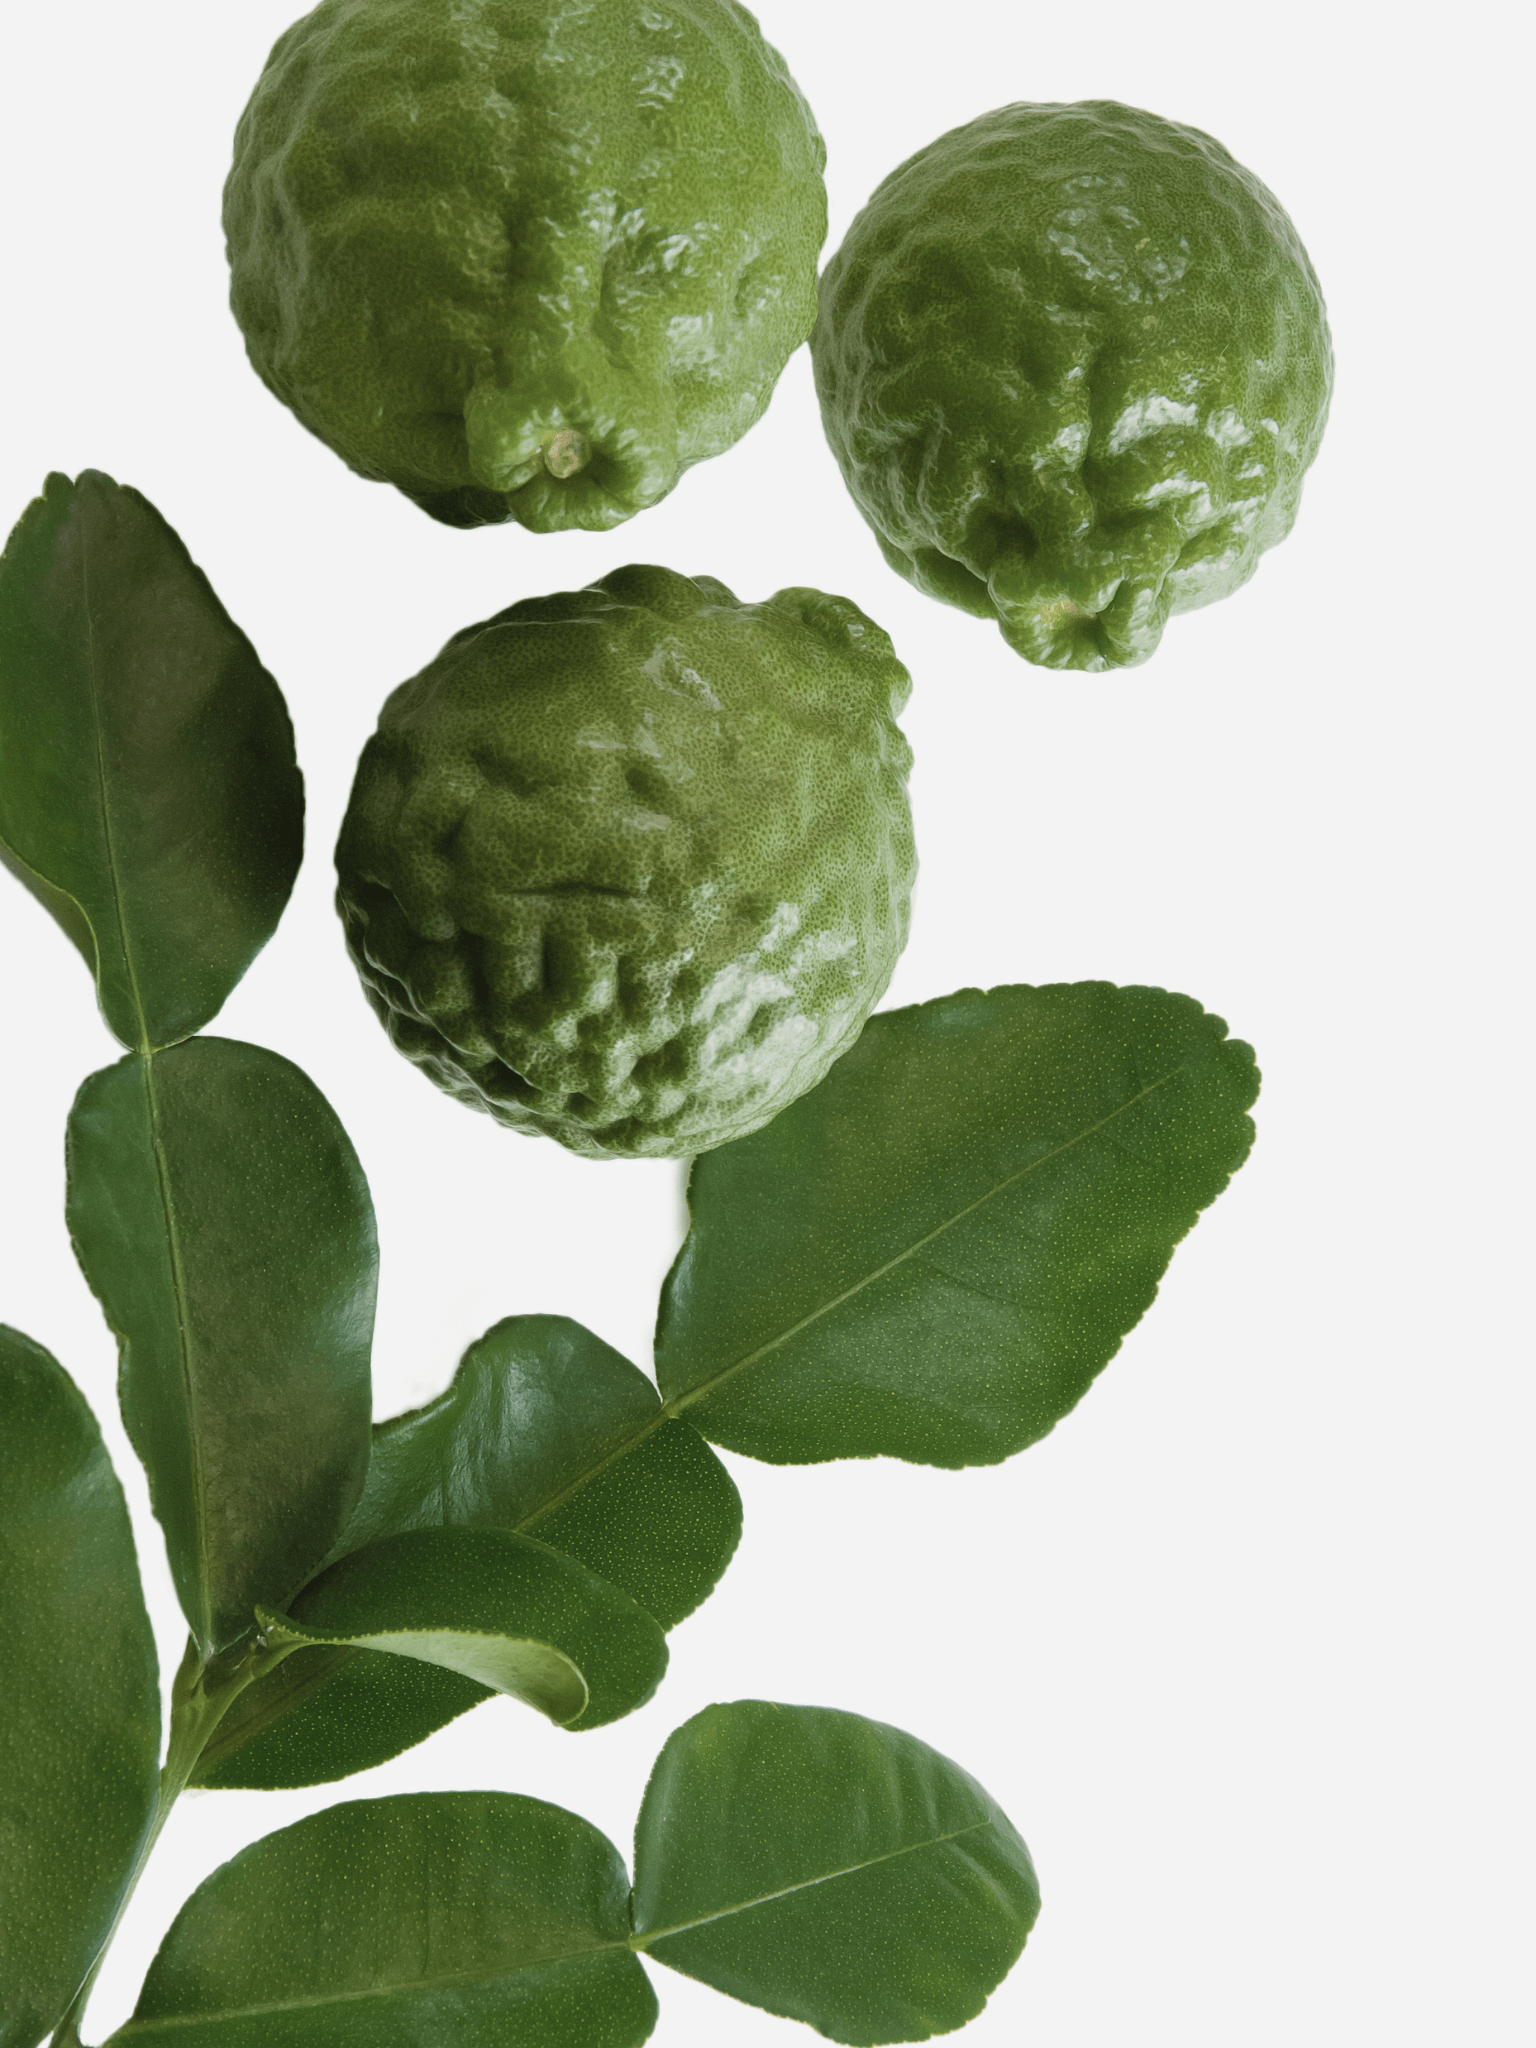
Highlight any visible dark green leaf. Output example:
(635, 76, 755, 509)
(189, 1641, 486, 1793)
(656, 982, 1259, 1466)
(0, 470, 302, 1051)
(259, 1525, 668, 1729)
(531, 1419, 738, 1632)
(113, 1794, 657, 2046)
(66, 1036, 375, 1654)
(0, 1327, 160, 2048)
(334, 1315, 741, 1628)
(632, 1701, 1039, 2044)
(194, 1320, 731, 1789)
(197, 1524, 674, 1790)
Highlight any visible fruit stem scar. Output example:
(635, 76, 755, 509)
(544, 429, 590, 479)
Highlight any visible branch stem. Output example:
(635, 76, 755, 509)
(48, 1632, 299, 2047)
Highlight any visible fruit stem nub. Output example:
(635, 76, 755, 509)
(544, 429, 591, 479)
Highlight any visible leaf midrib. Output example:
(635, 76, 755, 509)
(522, 1054, 1191, 1527)
(672, 1062, 1182, 1414)
(634, 1815, 994, 1941)
(79, 502, 151, 1051)
(221, 1053, 1193, 1760)
(140, 1053, 214, 1653)
(114, 1934, 624, 2031)
(83, 509, 216, 1646)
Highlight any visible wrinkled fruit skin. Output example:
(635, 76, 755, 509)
(336, 567, 916, 1159)
(812, 100, 1333, 671)
(224, 0, 826, 531)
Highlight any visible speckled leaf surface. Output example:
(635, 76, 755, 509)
(334, 1315, 740, 1628)
(0, 1327, 159, 2048)
(194, 1318, 729, 1789)
(189, 1639, 486, 1794)
(632, 1701, 1039, 2043)
(114, 1794, 657, 2046)
(258, 1525, 668, 1730)
(656, 982, 1258, 1466)
(66, 1037, 375, 1655)
(0, 471, 301, 1050)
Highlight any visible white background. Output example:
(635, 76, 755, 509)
(0, 2, 1528, 2041)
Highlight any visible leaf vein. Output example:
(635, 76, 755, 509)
(141, 1054, 216, 1655)
(509, 1057, 1193, 1523)
(668, 1057, 1191, 1416)
(79, 507, 150, 1050)
(113, 1944, 626, 2030)
(634, 1816, 995, 1944)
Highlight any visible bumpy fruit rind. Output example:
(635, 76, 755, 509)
(812, 100, 1332, 671)
(335, 566, 915, 1159)
(225, 0, 827, 530)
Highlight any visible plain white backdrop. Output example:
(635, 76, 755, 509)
(0, 2, 1528, 2041)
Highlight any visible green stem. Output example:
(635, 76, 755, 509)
(49, 1632, 299, 2048)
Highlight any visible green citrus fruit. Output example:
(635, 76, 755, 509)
(812, 100, 1332, 671)
(224, 0, 826, 531)
(335, 566, 916, 1159)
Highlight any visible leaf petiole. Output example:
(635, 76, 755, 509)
(48, 1632, 302, 2048)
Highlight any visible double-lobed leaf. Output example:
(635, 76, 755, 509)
(113, 1794, 658, 2047)
(0, 476, 1242, 2043)
(333, 1315, 741, 1628)
(66, 1036, 376, 1656)
(0, 1327, 160, 2048)
(0, 470, 302, 1052)
(185, 983, 1258, 1785)
(656, 981, 1260, 1467)
(196, 1317, 737, 1789)
(120, 1702, 1035, 2045)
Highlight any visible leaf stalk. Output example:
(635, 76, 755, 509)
(48, 1632, 300, 2047)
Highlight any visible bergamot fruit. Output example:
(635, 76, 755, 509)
(335, 566, 915, 1158)
(224, 0, 826, 531)
(812, 100, 1332, 671)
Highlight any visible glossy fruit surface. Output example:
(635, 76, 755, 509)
(224, 0, 826, 530)
(812, 100, 1332, 670)
(335, 566, 915, 1159)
